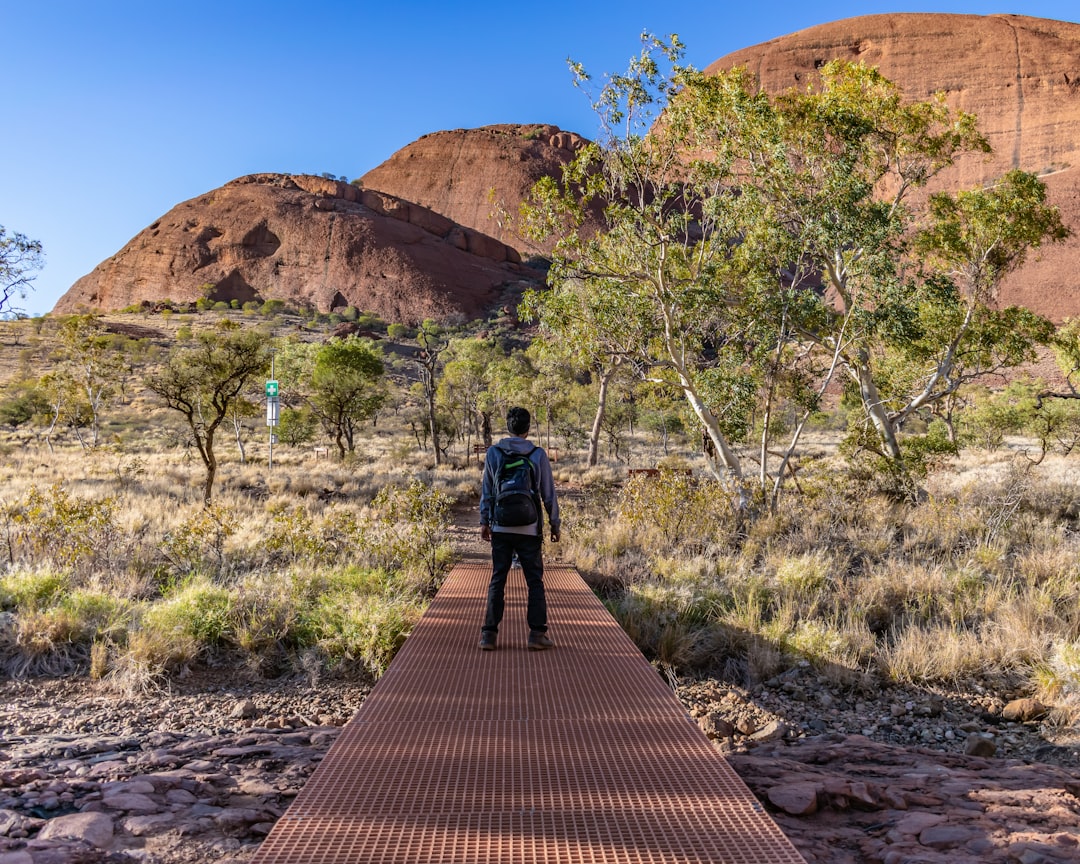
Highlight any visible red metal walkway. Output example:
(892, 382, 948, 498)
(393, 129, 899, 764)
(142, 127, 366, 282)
(252, 563, 806, 863)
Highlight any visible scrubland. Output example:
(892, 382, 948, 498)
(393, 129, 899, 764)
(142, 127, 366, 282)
(0, 314, 1078, 742)
(2, 426, 1079, 740)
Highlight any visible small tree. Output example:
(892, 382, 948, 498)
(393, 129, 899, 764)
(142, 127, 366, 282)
(308, 337, 386, 459)
(438, 337, 504, 459)
(0, 227, 44, 315)
(412, 321, 451, 465)
(57, 315, 129, 449)
(145, 322, 271, 503)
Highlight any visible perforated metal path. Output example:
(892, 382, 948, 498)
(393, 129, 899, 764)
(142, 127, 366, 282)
(252, 563, 806, 863)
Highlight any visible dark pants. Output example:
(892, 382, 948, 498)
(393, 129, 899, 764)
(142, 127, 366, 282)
(482, 532, 547, 634)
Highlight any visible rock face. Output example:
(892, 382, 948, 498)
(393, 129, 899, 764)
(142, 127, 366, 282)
(706, 13, 1080, 321)
(361, 124, 591, 256)
(54, 174, 541, 323)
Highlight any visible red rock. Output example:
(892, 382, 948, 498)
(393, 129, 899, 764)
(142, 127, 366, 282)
(730, 735, 1080, 863)
(99, 791, 158, 814)
(767, 782, 820, 815)
(1001, 698, 1049, 722)
(965, 734, 999, 757)
(698, 712, 735, 740)
(361, 124, 593, 256)
(35, 812, 114, 849)
(54, 174, 541, 324)
(918, 824, 978, 849)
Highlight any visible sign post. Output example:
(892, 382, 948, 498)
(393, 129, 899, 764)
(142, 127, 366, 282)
(266, 357, 279, 470)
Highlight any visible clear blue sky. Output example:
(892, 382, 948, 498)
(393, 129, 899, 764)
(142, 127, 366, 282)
(4, 1, 1078, 315)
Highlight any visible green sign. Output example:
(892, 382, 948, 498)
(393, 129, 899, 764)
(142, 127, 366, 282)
(266, 380, 279, 398)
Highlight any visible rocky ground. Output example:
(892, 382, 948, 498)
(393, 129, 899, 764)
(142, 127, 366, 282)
(1, 521, 1077, 863)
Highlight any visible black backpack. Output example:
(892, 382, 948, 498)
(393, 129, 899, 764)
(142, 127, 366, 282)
(492, 445, 540, 527)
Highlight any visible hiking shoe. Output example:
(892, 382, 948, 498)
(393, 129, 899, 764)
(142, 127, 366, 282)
(527, 631, 554, 651)
(478, 631, 497, 651)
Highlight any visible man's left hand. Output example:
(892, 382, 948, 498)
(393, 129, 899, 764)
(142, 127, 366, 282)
(481, 525, 492, 542)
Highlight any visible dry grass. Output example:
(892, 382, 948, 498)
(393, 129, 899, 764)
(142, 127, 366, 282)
(0, 426, 464, 686)
(563, 449, 1080, 720)
(3, 314, 1080, 729)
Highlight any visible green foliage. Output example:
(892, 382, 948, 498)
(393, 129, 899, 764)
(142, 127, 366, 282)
(59, 590, 134, 639)
(0, 386, 49, 427)
(266, 505, 325, 564)
(900, 419, 959, 479)
(144, 323, 271, 502)
(308, 337, 386, 458)
(297, 591, 423, 677)
(616, 470, 736, 552)
(1, 226, 44, 314)
(159, 503, 236, 578)
(0, 568, 70, 611)
(141, 575, 234, 647)
(958, 383, 1036, 450)
(369, 480, 455, 592)
(2, 485, 123, 577)
(276, 407, 318, 446)
(531, 42, 1063, 487)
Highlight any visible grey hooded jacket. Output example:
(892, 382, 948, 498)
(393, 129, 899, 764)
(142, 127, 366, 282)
(479, 436, 560, 535)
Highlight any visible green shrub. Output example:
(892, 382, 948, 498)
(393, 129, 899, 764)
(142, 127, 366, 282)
(3, 485, 123, 577)
(368, 480, 455, 592)
(958, 383, 1035, 450)
(0, 388, 49, 427)
(160, 504, 236, 578)
(616, 470, 735, 552)
(142, 575, 235, 646)
(0, 568, 71, 611)
(58, 590, 134, 642)
(301, 593, 423, 677)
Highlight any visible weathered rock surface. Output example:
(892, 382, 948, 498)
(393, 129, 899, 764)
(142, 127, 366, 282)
(706, 13, 1080, 322)
(728, 735, 1080, 863)
(361, 124, 591, 256)
(1, 646, 1077, 864)
(54, 174, 543, 323)
(0, 675, 366, 863)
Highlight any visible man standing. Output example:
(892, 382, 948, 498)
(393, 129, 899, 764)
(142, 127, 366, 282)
(478, 407, 560, 651)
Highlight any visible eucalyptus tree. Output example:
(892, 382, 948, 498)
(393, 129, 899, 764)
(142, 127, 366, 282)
(528, 37, 1067, 495)
(145, 322, 271, 503)
(520, 279, 634, 466)
(521, 36, 765, 484)
(414, 321, 451, 465)
(687, 63, 1065, 482)
(57, 315, 131, 449)
(308, 337, 386, 460)
(436, 336, 503, 457)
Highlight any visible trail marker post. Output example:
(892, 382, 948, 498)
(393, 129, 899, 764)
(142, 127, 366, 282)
(266, 356, 279, 470)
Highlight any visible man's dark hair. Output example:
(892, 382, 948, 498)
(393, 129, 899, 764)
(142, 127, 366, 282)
(506, 406, 531, 436)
